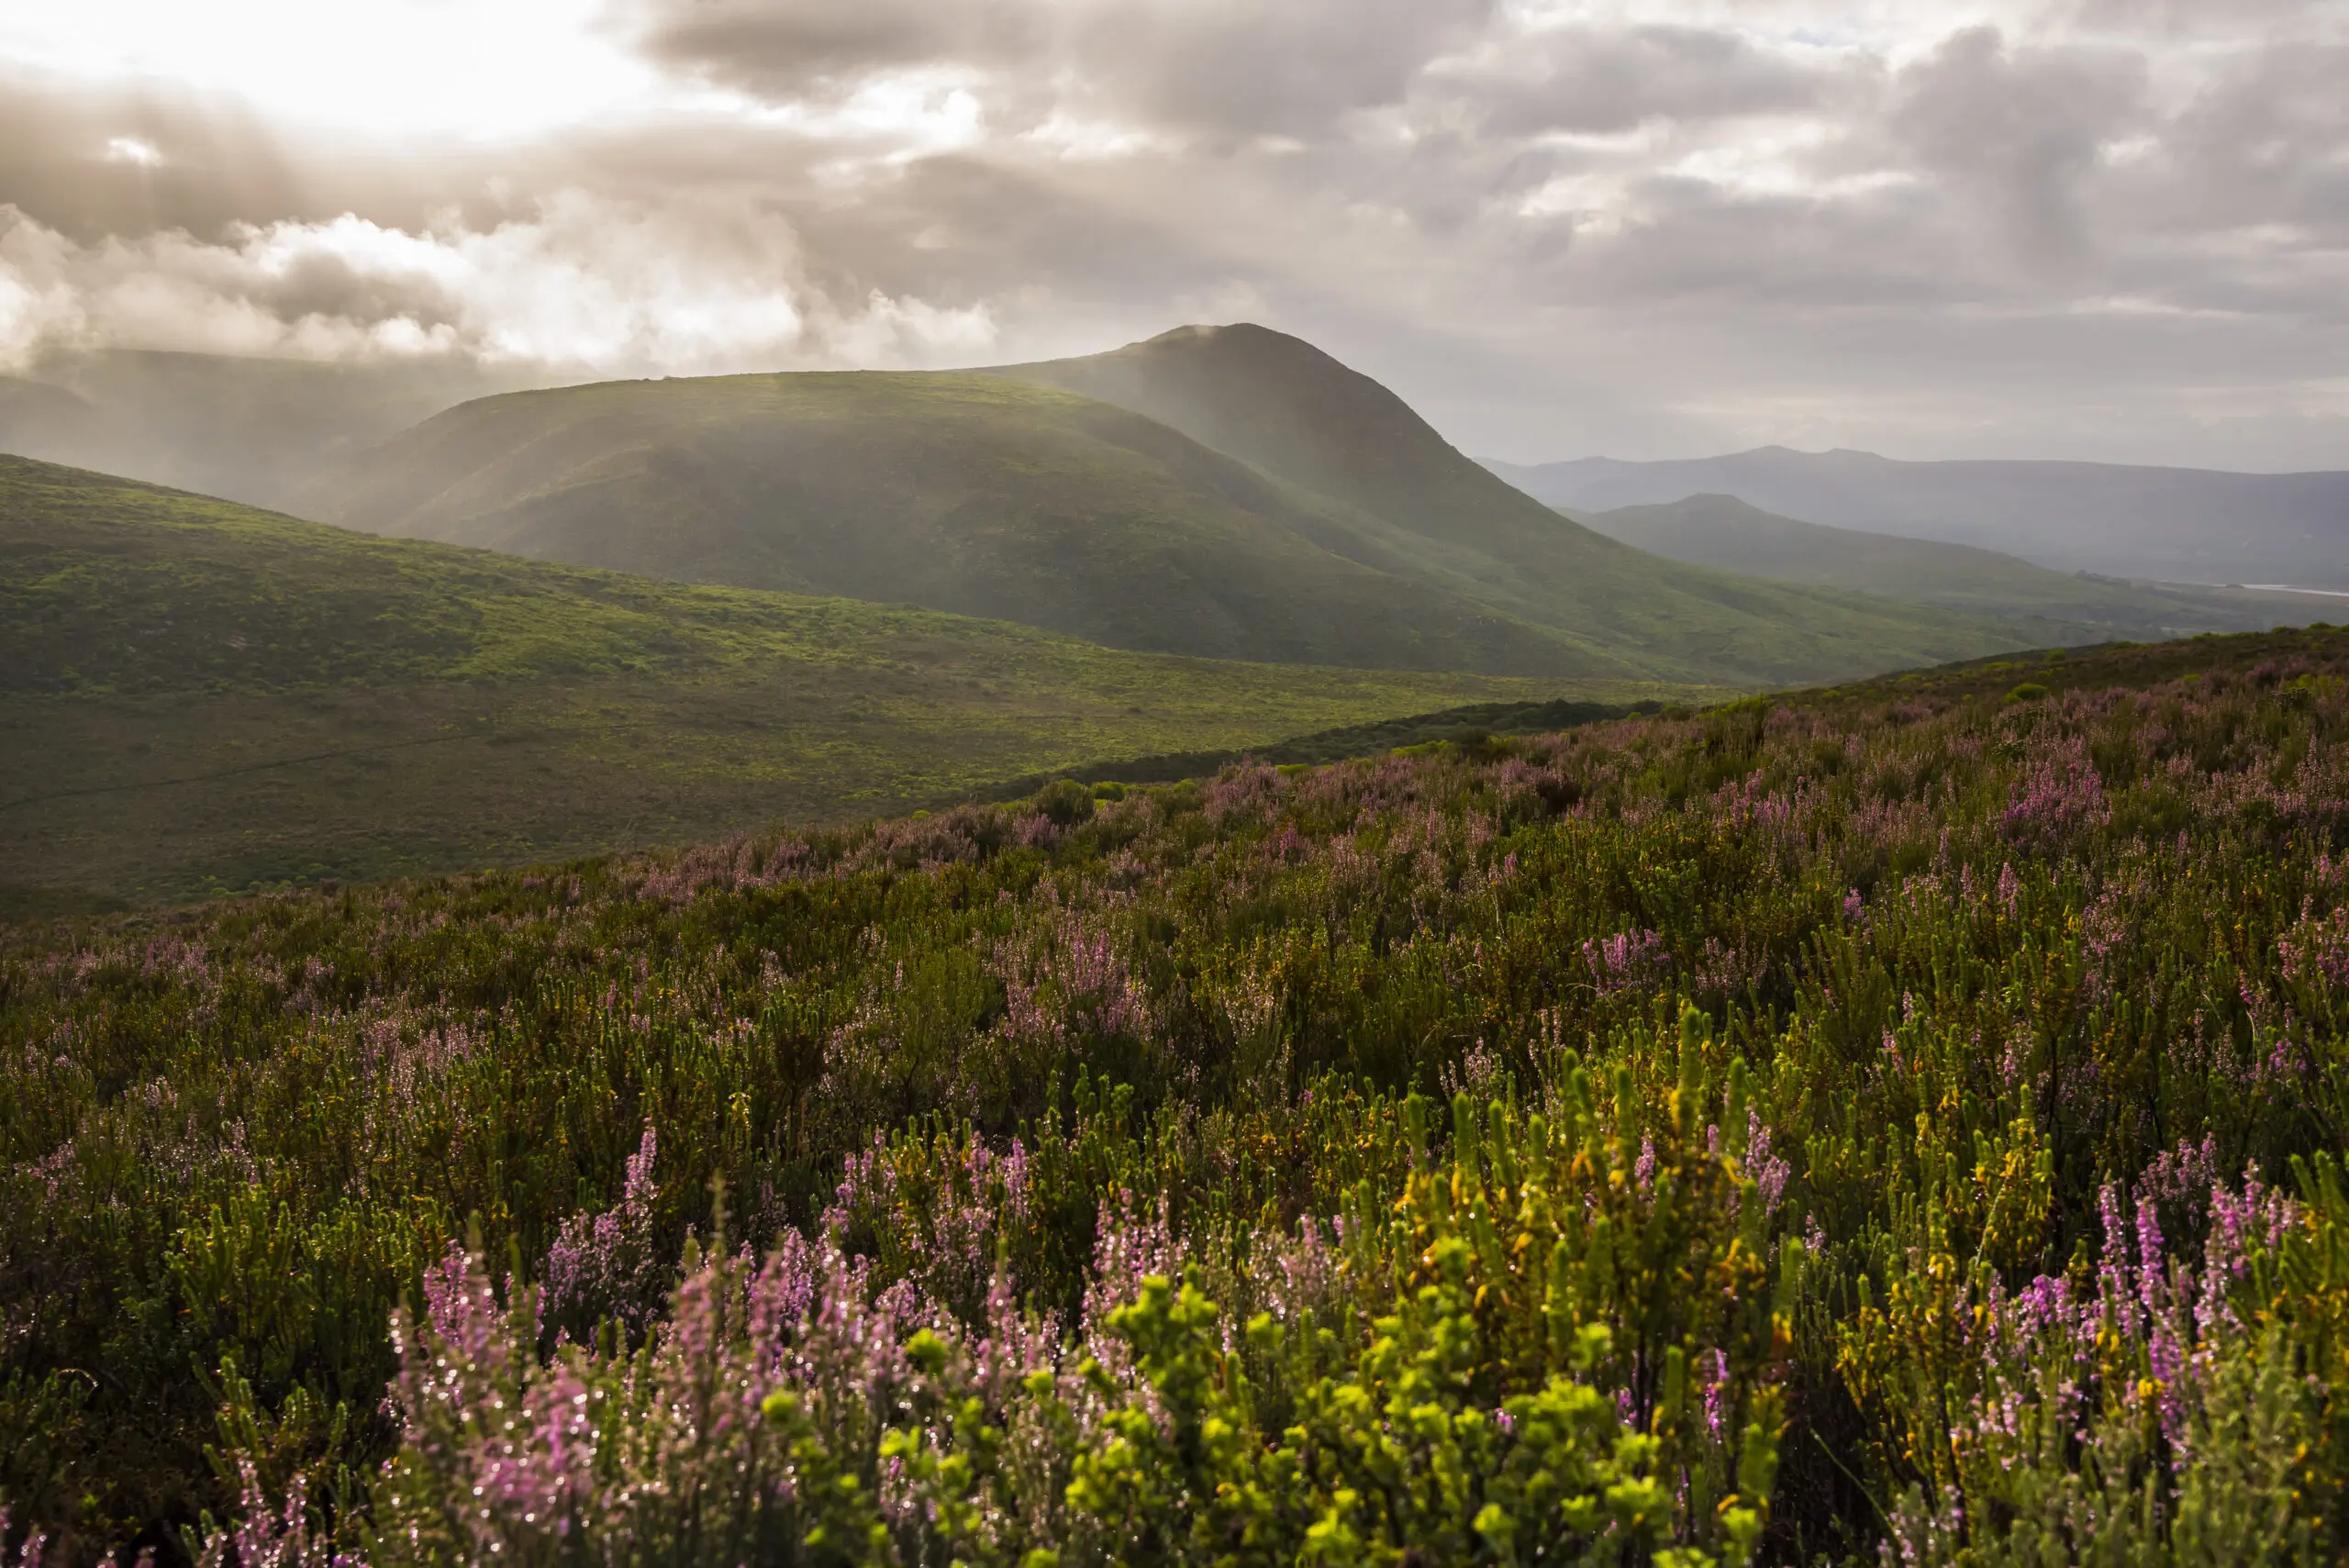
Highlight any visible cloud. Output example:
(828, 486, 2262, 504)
(3, 1, 2347, 467)
(0, 193, 995, 373)
(629, 0, 1044, 97)
(630, 0, 1498, 139)
(1879, 26, 2147, 268)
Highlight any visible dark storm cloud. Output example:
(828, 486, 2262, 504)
(5, 2, 2348, 465)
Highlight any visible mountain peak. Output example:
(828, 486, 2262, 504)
(988, 323, 1551, 548)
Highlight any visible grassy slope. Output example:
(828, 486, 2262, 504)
(307, 334, 2062, 687)
(989, 325, 2071, 683)
(302, 373, 1626, 679)
(1567, 493, 2299, 639)
(2, 456, 1706, 908)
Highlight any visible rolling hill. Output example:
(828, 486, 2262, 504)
(2, 454, 1681, 909)
(297, 372, 1620, 677)
(1487, 446, 2349, 589)
(992, 326, 2138, 677)
(307, 325, 2083, 686)
(1567, 493, 2322, 639)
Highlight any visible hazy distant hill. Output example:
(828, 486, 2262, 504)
(310, 323, 2079, 686)
(1572, 494, 2324, 639)
(1487, 447, 2349, 589)
(0, 350, 553, 509)
(990, 326, 2129, 679)
(3, 454, 1618, 907)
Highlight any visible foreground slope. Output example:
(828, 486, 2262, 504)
(0, 455, 1652, 907)
(1570, 493, 2306, 639)
(1490, 445, 2349, 587)
(311, 328, 2072, 686)
(304, 372, 1617, 677)
(8, 624, 2349, 1561)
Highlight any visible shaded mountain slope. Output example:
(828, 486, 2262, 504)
(314, 327, 2082, 686)
(987, 324, 2077, 681)
(304, 372, 1621, 678)
(1487, 446, 2349, 588)
(2, 454, 1630, 906)
(1570, 494, 2310, 639)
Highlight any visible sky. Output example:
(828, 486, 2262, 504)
(1, 0, 2345, 468)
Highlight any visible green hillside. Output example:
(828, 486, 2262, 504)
(301, 372, 1620, 677)
(1571, 492, 2321, 639)
(991, 324, 2086, 681)
(1, 455, 1692, 909)
(307, 328, 2071, 686)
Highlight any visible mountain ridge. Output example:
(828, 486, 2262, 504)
(1566, 493, 2321, 639)
(302, 325, 2079, 686)
(1487, 446, 2349, 586)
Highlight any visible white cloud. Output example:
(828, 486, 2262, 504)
(0, 194, 996, 373)
(4, 0, 2347, 466)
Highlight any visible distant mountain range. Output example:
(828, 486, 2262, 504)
(8, 326, 2343, 909)
(1572, 494, 2327, 640)
(296, 325, 2106, 686)
(1486, 447, 2349, 590)
(6, 327, 2339, 703)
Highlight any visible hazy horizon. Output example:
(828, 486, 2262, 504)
(4, 1, 2346, 471)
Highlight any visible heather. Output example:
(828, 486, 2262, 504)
(6, 627, 2349, 1563)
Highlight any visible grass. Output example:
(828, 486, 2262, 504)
(0, 455, 1710, 909)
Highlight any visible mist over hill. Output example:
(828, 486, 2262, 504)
(0, 350, 558, 509)
(1488, 447, 2349, 589)
(308, 324, 2073, 686)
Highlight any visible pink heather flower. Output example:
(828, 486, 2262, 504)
(541, 1124, 663, 1340)
(1581, 929, 1670, 996)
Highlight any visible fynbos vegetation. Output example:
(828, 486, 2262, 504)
(7, 628, 2349, 1563)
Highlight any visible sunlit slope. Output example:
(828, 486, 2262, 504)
(2, 456, 1666, 907)
(1570, 494, 2292, 640)
(989, 324, 2064, 682)
(303, 373, 1625, 678)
